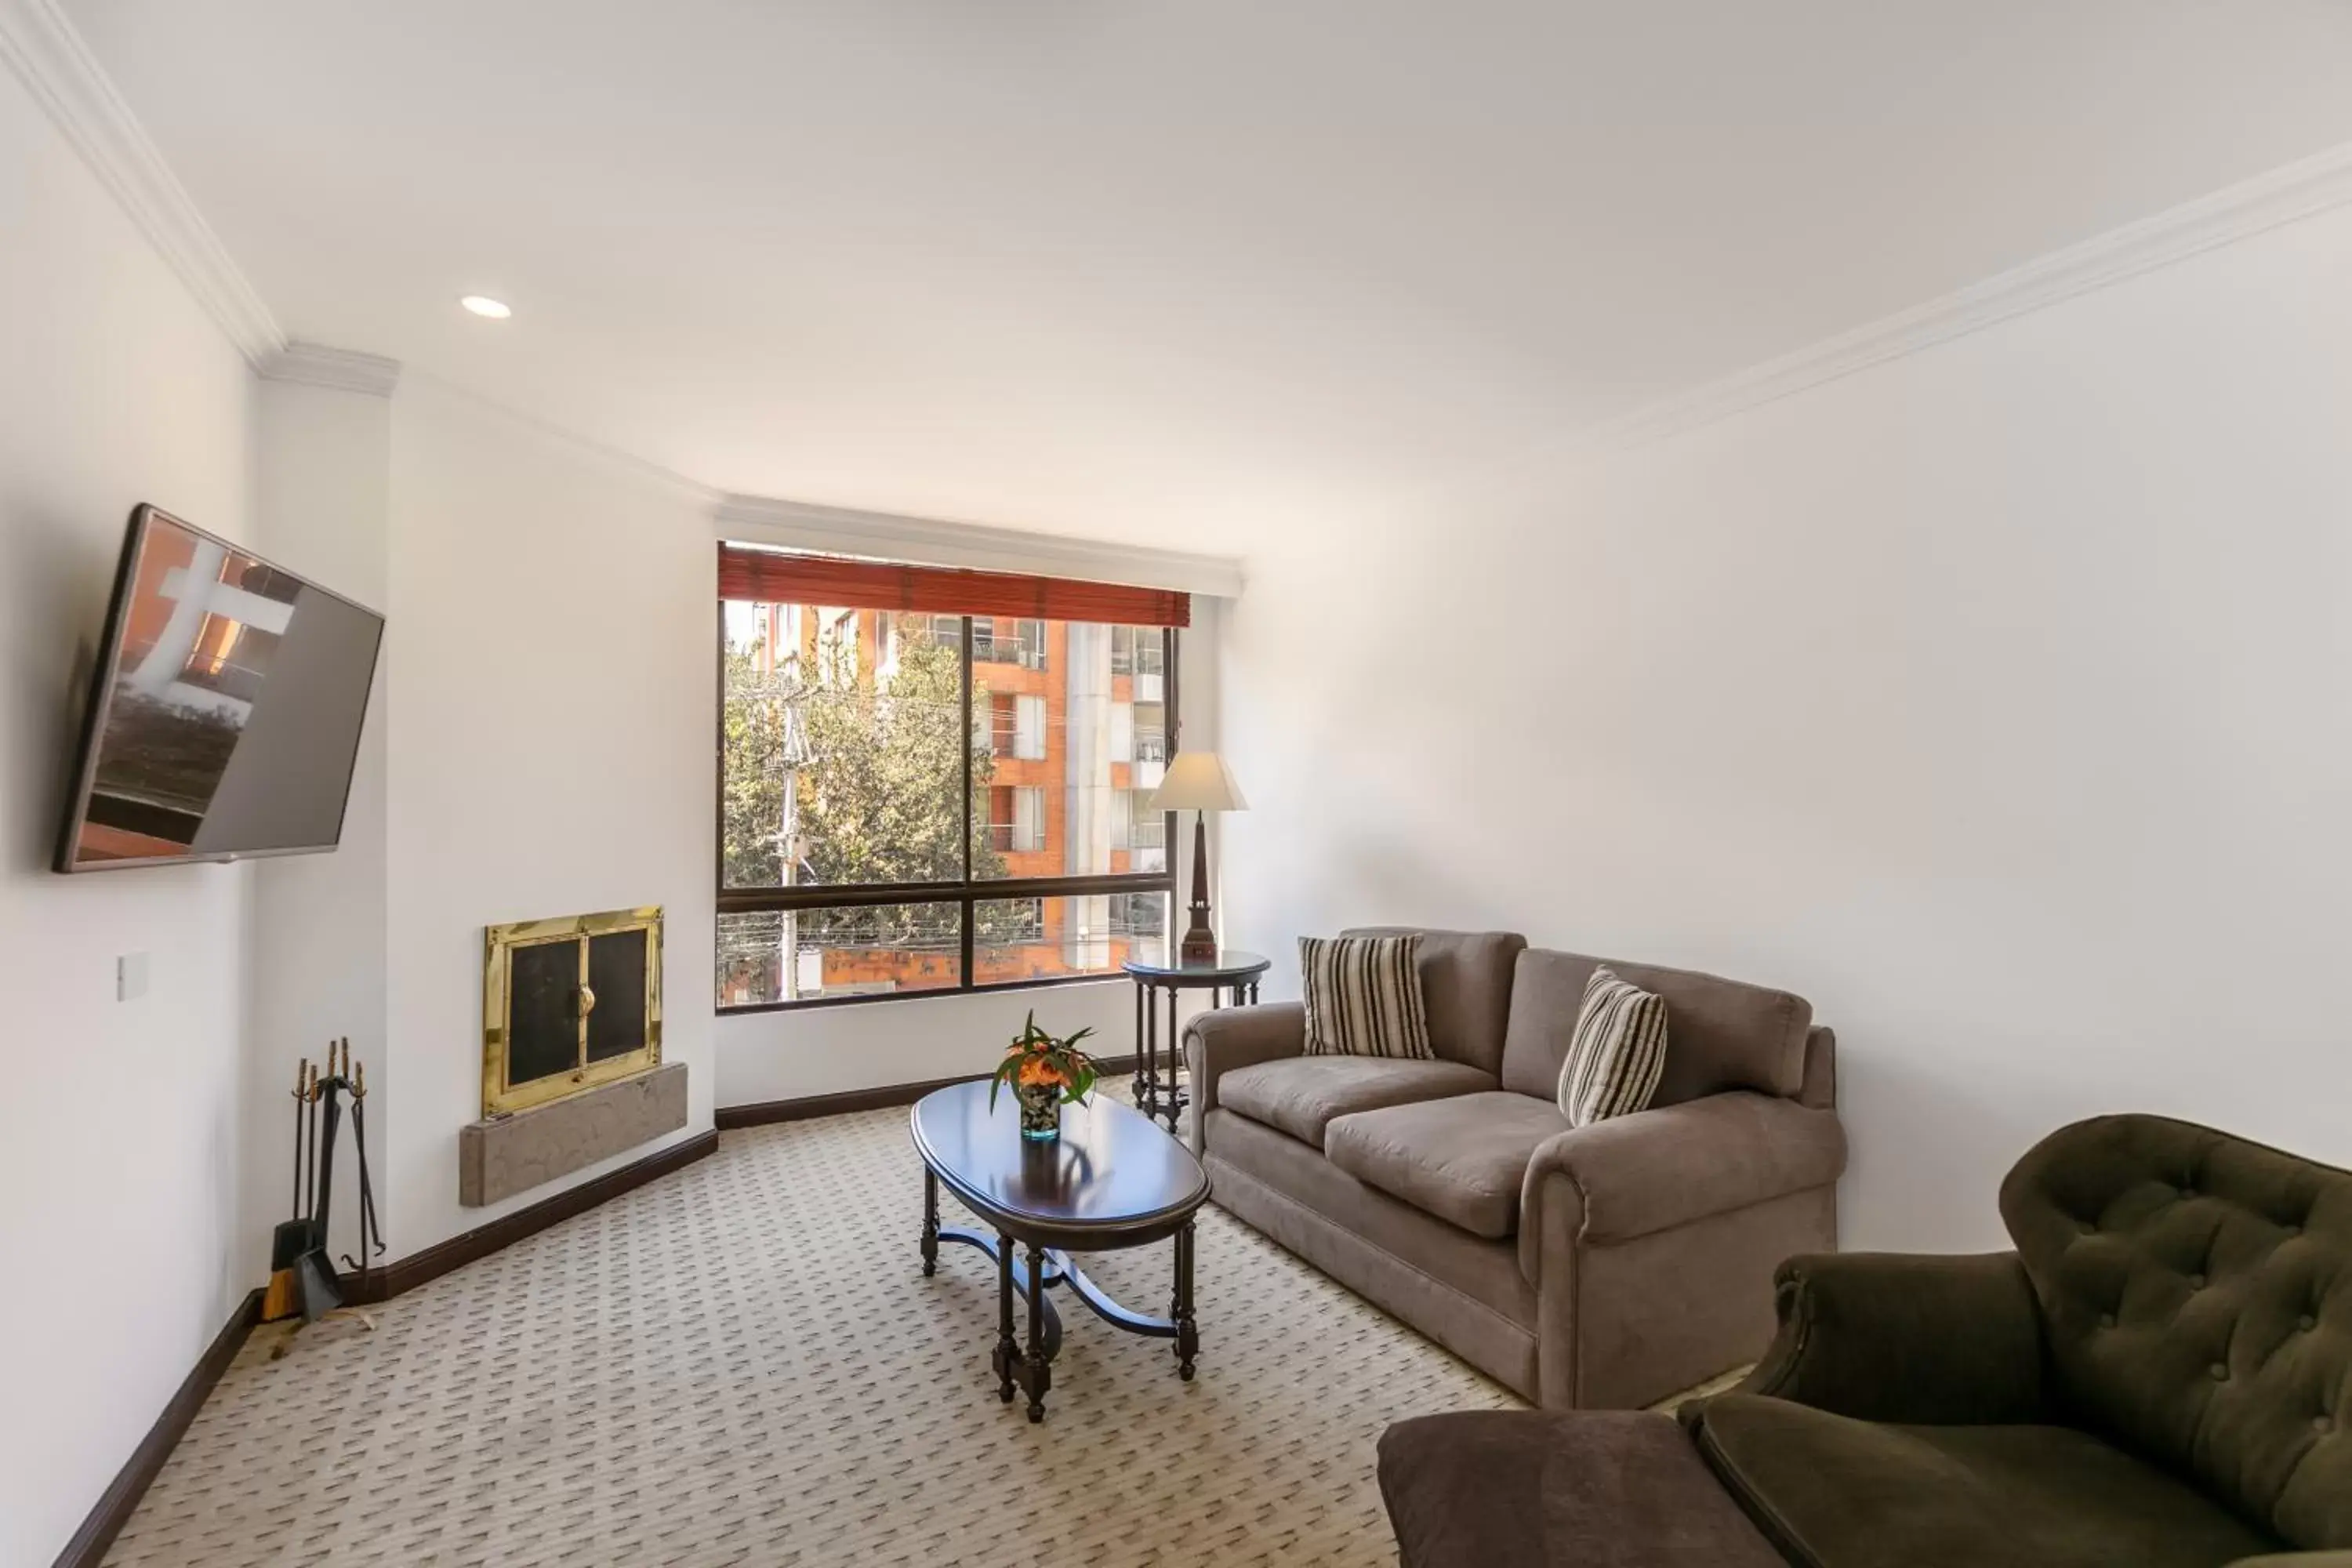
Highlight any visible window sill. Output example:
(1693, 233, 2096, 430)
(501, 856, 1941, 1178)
(717, 969, 1133, 1017)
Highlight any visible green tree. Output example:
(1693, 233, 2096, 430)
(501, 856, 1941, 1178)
(720, 615, 1005, 958)
(720, 639, 798, 890)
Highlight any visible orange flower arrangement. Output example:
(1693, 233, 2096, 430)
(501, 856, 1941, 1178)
(989, 1011, 1098, 1118)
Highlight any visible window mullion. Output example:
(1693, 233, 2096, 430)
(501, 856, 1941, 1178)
(959, 615, 976, 989)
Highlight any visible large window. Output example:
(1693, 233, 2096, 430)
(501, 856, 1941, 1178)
(716, 550, 1183, 1011)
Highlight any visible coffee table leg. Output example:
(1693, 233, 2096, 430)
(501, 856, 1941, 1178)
(921, 1170, 939, 1276)
(1174, 1219, 1199, 1380)
(993, 1230, 1017, 1403)
(1025, 1240, 1051, 1422)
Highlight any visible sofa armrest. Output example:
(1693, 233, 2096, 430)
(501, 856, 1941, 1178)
(1182, 1003, 1306, 1156)
(1719, 1251, 2045, 1424)
(1518, 1092, 1846, 1283)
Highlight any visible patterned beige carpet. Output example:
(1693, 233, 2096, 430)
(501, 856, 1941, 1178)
(107, 1101, 1527, 1567)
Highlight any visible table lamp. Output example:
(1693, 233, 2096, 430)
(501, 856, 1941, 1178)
(1150, 751, 1247, 963)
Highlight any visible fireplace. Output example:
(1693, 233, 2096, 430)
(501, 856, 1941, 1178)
(481, 906, 664, 1117)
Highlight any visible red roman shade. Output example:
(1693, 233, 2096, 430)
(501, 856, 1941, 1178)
(717, 545, 1190, 628)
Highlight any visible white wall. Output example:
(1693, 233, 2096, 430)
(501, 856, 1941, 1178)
(715, 599, 1226, 1106)
(247, 378, 391, 1279)
(383, 386, 717, 1256)
(1220, 200, 2352, 1255)
(0, 67, 259, 1567)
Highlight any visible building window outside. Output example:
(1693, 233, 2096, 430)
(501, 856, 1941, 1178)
(1109, 787, 1166, 851)
(1105, 891, 1168, 942)
(1110, 625, 1165, 680)
(718, 601, 1178, 1009)
(988, 785, 1046, 852)
(1127, 790, 1165, 851)
(1012, 694, 1047, 760)
(985, 693, 1047, 760)
(973, 616, 1045, 670)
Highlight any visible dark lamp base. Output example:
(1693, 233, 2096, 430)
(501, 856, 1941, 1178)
(1181, 811, 1218, 963)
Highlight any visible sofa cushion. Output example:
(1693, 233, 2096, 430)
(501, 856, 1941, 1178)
(1999, 1114, 2352, 1550)
(1381, 1410, 1785, 1568)
(1695, 1392, 2281, 1568)
(1300, 932, 1435, 1058)
(1218, 1055, 1494, 1149)
(1345, 927, 1526, 1076)
(1500, 949, 1809, 1106)
(1558, 966, 1669, 1127)
(1204, 1109, 1540, 1395)
(1326, 1091, 1569, 1240)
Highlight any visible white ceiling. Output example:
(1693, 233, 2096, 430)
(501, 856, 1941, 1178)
(64, 1, 2352, 554)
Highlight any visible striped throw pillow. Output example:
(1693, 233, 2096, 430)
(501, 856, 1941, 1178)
(1298, 934, 1434, 1060)
(1558, 967, 1668, 1127)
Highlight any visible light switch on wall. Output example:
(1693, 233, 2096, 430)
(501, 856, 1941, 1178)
(117, 952, 148, 1001)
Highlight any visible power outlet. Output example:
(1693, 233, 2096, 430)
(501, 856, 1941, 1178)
(117, 952, 149, 1002)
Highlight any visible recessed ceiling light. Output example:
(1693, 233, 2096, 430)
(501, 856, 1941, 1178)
(460, 295, 512, 320)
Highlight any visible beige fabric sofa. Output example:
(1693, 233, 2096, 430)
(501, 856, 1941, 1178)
(1184, 928, 1846, 1410)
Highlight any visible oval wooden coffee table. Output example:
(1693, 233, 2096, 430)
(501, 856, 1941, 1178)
(912, 1080, 1210, 1422)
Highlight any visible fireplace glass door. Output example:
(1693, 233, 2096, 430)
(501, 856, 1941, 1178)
(483, 906, 664, 1116)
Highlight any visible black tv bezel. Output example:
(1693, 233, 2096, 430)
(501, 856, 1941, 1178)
(53, 503, 387, 874)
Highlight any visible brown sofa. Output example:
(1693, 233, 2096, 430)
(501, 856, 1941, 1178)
(1183, 927, 1847, 1409)
(1377, 1114, 2352, 1568)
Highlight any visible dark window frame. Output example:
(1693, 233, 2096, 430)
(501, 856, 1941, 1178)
(716, 611, 1178, 1014)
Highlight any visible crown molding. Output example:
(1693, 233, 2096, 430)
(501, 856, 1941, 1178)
(0, 0, 284, 365)
(258, 341, 401, 397)
(1583, 140, 2352, 453)
(715, 494, 1247, 600)
(401, 372, 724, 506)
(11, 0, 2350, 560)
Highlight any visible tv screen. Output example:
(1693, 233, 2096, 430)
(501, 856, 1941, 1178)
(55, 505, 385, 872)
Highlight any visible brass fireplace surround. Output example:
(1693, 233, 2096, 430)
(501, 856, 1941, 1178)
(482, 906, 664, 1116)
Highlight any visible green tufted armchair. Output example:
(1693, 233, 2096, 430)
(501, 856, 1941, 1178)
(1381, 1113, 2350, 1568)
(1686, 1113, 2352, 1566)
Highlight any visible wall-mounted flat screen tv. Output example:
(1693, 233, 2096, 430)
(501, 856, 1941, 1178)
(55, 505, 385, 872)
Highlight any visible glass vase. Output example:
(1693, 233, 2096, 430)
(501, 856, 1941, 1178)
(1017, 1080, 1062, 1142)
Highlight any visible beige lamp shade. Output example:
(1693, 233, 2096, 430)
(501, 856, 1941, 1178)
(1150, 751, 1248, 812)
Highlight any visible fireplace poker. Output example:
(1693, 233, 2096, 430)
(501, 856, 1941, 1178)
(340, 1053, 387, 1276)
(289, 1056, 306, 1220)
(303, 1057, 319, 1221)
(314, 1054, 342, 1250)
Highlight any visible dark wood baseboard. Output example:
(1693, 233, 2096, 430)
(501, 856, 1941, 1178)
(714, 1054, 1145, 1131)
(53, 1287, 261, 1568)
(340, 1127, 719, 1305)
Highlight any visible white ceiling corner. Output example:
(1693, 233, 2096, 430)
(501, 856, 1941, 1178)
(0, 0, 282, 364)
(258, 341, 401, 397)
(1584, 139, 2352, 455)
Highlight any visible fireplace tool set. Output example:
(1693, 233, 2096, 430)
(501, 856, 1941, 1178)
(263, 1037, 386, 1337)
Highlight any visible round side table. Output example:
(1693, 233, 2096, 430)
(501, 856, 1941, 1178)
(1121, 946, 1272, 1134)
